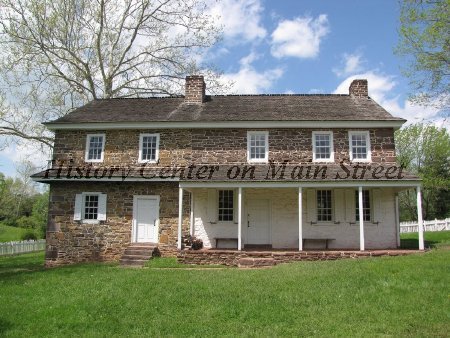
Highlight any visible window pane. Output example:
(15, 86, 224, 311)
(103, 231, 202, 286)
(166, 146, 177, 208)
(88, 136, 103, 160)
(249, 133, 267, 160)
(315, 133, 331, 160)
(84, 195, 99, 220)
(317, 190, 332, 221)
(218, 190, 234, 221)
(141, 135, 158, 161)
(351, 134, 368, 160)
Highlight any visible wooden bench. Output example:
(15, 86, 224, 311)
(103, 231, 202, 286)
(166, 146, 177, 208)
(302, 238, 335, 249)
(214, 237, 238, 249)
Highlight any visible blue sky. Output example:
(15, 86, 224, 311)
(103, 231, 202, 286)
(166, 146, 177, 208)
(0, 0, 446, 178)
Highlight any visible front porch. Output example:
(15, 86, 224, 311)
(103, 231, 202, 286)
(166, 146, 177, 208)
(177, 248, 425, 267)
(177, 181, 426, 252)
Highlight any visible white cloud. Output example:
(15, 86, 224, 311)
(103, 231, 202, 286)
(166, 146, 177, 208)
(208, 0, 266, 42)
(333, 52, 364, 77)
(271, 14, 329, 58)
(334, 72, 443, 126)
(0, 142, 50, 176)
(221, 53, 283, 94)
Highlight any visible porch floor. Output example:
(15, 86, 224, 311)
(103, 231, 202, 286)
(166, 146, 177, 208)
(177, 248, 425, 267)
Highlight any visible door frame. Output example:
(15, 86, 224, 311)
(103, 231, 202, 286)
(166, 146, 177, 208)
(245, 198, 272, 245)
(132, 195, 160, 243)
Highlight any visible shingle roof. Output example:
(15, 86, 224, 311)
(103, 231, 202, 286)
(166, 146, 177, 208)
(46, 94, 405, 124)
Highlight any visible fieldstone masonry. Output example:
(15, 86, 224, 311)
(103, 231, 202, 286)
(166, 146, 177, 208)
(45, 182, 189, 267)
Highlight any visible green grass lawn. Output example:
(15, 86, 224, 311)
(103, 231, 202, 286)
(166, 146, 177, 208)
(0, 233, 449, 337)
(0, 223, 29, 242)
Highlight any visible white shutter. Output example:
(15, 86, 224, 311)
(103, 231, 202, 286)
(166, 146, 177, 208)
(97, 194, 107, 221)
(345, 189, 356, 223)
(207, 189, 218, 223)
(74, 194, 82, 221)
(334, 189, 345, 222)
(306, 189, 317, 223)
(372, 189, 382, 223)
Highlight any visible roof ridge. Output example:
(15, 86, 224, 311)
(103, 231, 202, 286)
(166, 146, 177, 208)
(96, 93, 353, 101)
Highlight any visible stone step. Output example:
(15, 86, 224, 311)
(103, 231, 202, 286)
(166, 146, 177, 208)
(123, 249, 154, 256)
(121, 254, 152, 260)
(238, 257, 276, 268)
(120, 258, 149, 266)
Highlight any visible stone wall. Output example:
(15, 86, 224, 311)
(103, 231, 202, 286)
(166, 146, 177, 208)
(45, 181, 189, 267)
(52, 128, 396, 167)
(177, 249, 421, 267)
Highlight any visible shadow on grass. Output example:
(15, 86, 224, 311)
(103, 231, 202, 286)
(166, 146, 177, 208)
(400, 238, 438, 249)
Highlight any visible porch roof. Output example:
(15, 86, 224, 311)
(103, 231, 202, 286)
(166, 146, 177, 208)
(32, 163, 420, 186)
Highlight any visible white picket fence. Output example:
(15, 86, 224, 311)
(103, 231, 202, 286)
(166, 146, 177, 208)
(0, 239, 46, 256)
(400, 218, 450, 233)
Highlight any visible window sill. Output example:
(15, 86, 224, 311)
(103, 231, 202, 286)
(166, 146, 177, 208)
(81, 219, 101, 224)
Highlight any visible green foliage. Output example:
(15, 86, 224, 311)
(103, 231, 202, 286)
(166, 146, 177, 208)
(0, 246, 449, 337)
(0, 223, 29, 242)
(396, 0, 450, 108)
(0, 171, 48, 237)
(396, 123, 450, 220)
(21, 229, 38, 241)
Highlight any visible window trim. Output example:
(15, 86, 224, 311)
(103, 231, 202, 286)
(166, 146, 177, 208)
(138, 133, 160, 163)
(218, 189, 234, 222)
(316, 189, 334, 223)
(348, 131, 371, 162)
(85, 133, 105, 163)
(312, 131, 334, 162)
(247, 131, 269, 163)
(81, 192, 102, 224)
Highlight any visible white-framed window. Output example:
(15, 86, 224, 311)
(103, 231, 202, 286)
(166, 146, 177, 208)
(139, 133, 160, 163)
(247, 131, 269, 163)
(74, 193, 107, 223)
(349, 131, 371, 162)
(317, 190, 333, 222)
(218, 190, 234, 222)
(355, 190, 371, 222)
(85, 134, 105, 162)
(312, 131, 334, 162)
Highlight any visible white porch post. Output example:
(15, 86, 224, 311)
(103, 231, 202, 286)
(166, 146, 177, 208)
(190, 191, 194, 237)
(417, 186, 425, 250)
(177, 187, 183, 250)
(358, 186, 365, 251)
(238, 187, 243, 251)
(298, 187, 303, 251)
(395, 194, 400, 247)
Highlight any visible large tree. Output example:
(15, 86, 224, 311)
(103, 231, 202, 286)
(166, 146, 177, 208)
(396, 0, 450, 109)
(395, 123, 450, 220)
(0, 0, 223, 149)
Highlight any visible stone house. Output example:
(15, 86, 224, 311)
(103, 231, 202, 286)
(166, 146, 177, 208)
(32, 76, 425, 267)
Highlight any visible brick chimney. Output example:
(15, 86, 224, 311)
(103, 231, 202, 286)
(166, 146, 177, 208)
(185, 75, 206, 104)
(349, 79, 368, 97)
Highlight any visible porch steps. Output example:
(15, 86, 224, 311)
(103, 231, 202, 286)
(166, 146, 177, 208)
(120, 243, 158, 267)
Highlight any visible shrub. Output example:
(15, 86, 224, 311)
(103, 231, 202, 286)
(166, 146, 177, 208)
(21, 230, 38, 241)
(16, 216, 39, 229)
(191, 237, 203, 250)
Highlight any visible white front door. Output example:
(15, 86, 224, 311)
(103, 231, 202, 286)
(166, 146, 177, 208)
(247, 199, 271, 244)
(133, 195, 159, 243)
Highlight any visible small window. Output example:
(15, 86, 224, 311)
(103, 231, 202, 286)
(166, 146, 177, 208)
(312, 131, 334, 162)
(247, 131, 269, 163)
(139, 134, 160, 163)
(349, 131, 371, 161)
(74, 193, 107, 222)
(355, 190, 371, 222)
(84, 194, 99, 220)
(85, 134, 105, 162)
(317, 190, 333, 222)
(218, 190, 234, 222)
